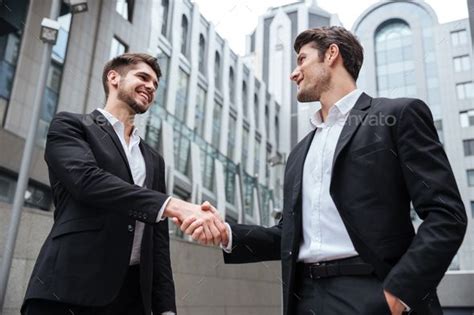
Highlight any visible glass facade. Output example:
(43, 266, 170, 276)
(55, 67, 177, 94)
(110, 36, 127, 59)
(375, 20, 416, 98)
(0, 0, 28, 125)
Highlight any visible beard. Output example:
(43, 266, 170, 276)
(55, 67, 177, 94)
(117, 84, 148, 114)
(297, 67, 331, 103)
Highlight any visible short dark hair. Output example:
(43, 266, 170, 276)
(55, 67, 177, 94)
(293, 26, 364, 81)
(102, 53, 161, 97)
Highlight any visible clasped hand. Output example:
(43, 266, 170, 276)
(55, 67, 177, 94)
(168, 199, 228, 246)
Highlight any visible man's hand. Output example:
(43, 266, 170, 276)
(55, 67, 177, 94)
(165, 198, 226, 245)
(173, 201, 228, 246)
(383, 290, 406, 315)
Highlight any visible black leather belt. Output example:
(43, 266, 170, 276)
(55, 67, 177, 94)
(299, 256, 374, 279)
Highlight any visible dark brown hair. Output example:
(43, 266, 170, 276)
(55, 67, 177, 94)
(102, 53, 161, 97)
(293, 26, 364, 81)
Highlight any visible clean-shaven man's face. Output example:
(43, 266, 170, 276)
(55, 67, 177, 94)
(290, 42, 331, 103)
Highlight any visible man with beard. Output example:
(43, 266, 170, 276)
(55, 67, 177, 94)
(22, 53, 227, 315)
(182, 27, 467, 314)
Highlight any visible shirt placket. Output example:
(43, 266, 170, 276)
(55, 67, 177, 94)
(311, 125, 329, 255)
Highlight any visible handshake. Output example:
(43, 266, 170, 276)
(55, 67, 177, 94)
(164, 198, 229, 247)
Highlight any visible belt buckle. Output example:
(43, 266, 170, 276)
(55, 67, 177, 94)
(309, 261, 326, 279)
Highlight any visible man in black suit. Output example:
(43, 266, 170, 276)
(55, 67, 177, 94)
(22, 53, 227, 315)
(181, 26, 467, 314)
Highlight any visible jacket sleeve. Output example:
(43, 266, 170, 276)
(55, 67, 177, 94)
(152, 155, 176, 313)
(223, 219, 283, 264)
(383, 99, 467, 309)
(45, 112, 169, 223)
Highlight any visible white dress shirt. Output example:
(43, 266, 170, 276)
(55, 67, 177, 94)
(297, 89, 363, 263)
(222, 90, 363, 260)
(96, 109, 168, 266)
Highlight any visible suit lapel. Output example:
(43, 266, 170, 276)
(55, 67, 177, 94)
(288, 129, 316, 210)
(91, 110, 134, 182)
(332, 93, 372, 169)
(139, 140, 154, 189)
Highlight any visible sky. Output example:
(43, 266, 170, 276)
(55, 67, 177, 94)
(193, 0, 469, 56)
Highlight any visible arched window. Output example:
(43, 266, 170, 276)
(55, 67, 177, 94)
(180, 15, 189, 55)
(375, 20, 415, 97)
(229, 67, 235, 103)
(198, 34, 206, 73)
(242, 81, 248, 117)
(214, 51, 221, 90)
(161, 0, 169, 36)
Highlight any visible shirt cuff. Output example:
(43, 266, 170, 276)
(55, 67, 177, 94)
(220, 223, 233, 253)
(156, 196, 172, 222)
(161, 312, 176, 315)
(399, 299, 411, 312)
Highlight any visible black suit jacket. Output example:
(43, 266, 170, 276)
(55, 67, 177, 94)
(224, 93, 467, 315)
(22, 110, 176, 314)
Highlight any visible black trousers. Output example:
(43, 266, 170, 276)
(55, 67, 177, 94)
(294, 272, 392, 315)
(23, 265, 145, 315)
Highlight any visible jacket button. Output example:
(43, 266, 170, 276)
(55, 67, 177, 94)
(128, 224, 134, 232)
(288, 251, 292, 256)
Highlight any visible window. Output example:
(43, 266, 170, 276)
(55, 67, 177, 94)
(38, 13, 72, 145)
(198, 34, 206, 74)
(195, 86, 206, 137)
(180, 15, 189, 56)
(275, 115, 280, 149)
(254, 93, 259, 127)
(467, 169, 474, 186)
(173, 127, 190, 176)
(201, 148, 215, 191)
(116, 0, 134, 22)
(453, 55, 471, 72)
(0, 172, 52, 211)
(456, 82, 474, 100)
(161, 0, 169, 36)
(242, 126, 249, 171)
(375, 20, 415, 98)
(214, 52, 221, 90)
(229, 67, 235, 104)
(212, 101, 223, 149)
(463, 139, 474, 156)
(227, 115, 237, 158)
(460, 110, 474, 128)
(242, 81, 248, 117)
(471, 201, 474, 218)
(175, 68, 189, 122)
(451, 29, 468, 46)
(265, 105, 269, 135)
(154, 53, 170, 108)
(110, 36, 127, 59)
(254, 138, 261, 175)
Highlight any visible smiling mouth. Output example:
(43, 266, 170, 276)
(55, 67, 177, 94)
(138, 91, 150, 103)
